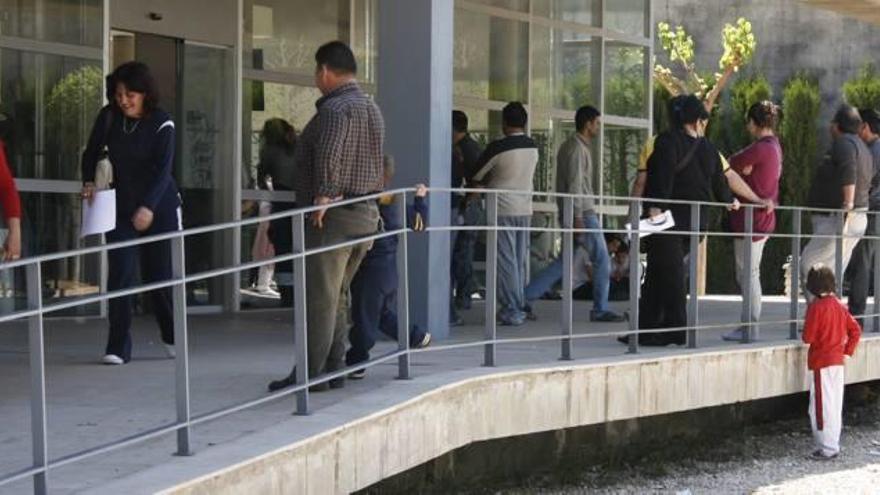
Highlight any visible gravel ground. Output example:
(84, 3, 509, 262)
(503, 400, 880, 495)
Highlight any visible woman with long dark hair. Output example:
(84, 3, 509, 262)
(639, 95, 737, 346)
(81, 62, 181, 365)
(722, 101, 782, 341)
(258, 118, 297, 306)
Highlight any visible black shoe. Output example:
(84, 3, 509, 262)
(591, 310, 626, 323)
(348, 368, 366, 380)
(267, 369, 344, 392)
(268, 372, 295, 392)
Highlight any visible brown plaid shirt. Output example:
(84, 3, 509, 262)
(294, 81, 385, 205)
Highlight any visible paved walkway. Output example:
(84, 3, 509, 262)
(0, 295, 865, 494)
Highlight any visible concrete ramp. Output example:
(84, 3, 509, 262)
(100, 336, 880, 495)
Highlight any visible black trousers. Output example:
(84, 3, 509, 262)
(269, 200, 297, 306)
(848, 224, 876, 324)
(105, 204, 179, 361)
(638, 232, 688, 343)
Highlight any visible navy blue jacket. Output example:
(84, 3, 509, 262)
(82, 105, 180, 225)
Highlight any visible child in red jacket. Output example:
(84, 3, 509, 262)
(802, 265, 861, 460)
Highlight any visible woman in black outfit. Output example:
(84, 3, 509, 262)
(639, 95, 736, 346)
(81, 62, 181, 365)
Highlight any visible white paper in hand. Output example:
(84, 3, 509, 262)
(625, 210, 676, 239)
(81, 189, 117, 237)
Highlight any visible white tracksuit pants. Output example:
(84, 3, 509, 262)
(808, 365, 845, 456)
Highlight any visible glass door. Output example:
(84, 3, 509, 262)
(177, 41, 236, 308)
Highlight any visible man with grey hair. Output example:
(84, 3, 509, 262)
(801, 105, 873, 297)
(847, 108, 880, 325)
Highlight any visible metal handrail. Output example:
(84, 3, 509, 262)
(1, 187, 879, 494)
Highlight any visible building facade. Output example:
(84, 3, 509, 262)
(1, 0, 652, 335)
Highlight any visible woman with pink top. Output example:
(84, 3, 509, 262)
(723, 101, 783, 342)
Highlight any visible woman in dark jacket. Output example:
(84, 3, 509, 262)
(81, 62, 181, 365)
(639, 95, 737, 346)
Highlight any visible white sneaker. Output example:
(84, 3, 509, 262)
(415, 332, 432, 348)
(163, 344, 176, 359)
(255, 287, 281, 299)
(102, 354, 124, 365)
(722, 328, 746, 342)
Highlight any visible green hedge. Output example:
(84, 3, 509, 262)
(843, 64, 880, 110)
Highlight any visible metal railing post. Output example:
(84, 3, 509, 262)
(687, 203, 699, 348)
(790, 209, 801, 340)
(292, 212, 310, 415)
(560, 197, 574, 361)
(396, 191, 411, 378)
(170, 236, 192, 456)
(484, 192, 498, 367)
(835, 211, 844, 295)
(742, 205, 754, 344)
(627, 199, 641, 354)
(26, 262, 48, 495)
(873, 212, 880, 333)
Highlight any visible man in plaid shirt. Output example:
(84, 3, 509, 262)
(269, 41, 384, 392)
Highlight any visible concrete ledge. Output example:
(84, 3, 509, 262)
(159, 336, 880, 495)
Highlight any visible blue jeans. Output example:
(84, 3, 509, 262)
(451, 200, 482, 299)
(497, 215, 530, 319)
(524, 213, 611, 313)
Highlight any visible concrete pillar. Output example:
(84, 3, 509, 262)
(377, 0, 454, 338)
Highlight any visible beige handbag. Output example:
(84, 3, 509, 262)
(94, 150, 113, 190)
(94, 108, 114, 190)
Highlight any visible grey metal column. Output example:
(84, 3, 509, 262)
(627, 200, 641, 354)
(835, 211, 844, 294)
(170, 236, 192, 456)
(397, 191, 412, 378)
(292, 213, 309, 414)
(484, 193, 498, 367)
(687, 204, 700, 348)
(561, 197, 574, 360)
(790, 209, 801, 340)
(377, 0, 454, 339)
(741, 206, 754, 344)
(26, 263, 48, 495)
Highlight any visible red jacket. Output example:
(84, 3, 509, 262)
(802, 296, 861, 370)
(0, 141, 21, 220)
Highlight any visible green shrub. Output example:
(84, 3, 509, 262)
(843, 64, 880, 110)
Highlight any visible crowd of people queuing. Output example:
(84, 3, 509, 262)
(0, 38, 872, 458)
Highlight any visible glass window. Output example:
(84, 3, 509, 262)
(243, 0, 377, 82)
(0, 49, 103, 180)
(531, 26, 598, 111)
(533, 0, 599, 26)
(242, 80, 321, 188)
(464, 0, 529, 12)
(0, 0, 103, 47)
(604, 43, 647, 118)
(605, 0, 648, 38)
(454, 9, 529, 103)
(602, 125, 647, 198)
